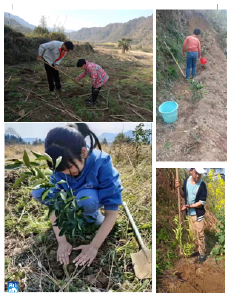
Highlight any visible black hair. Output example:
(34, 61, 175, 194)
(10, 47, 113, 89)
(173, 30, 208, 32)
(45, 123, 101, 172)
(193, 29, 201, 35)
(77, 59, 86, 67)
(64, 41, 74, 50)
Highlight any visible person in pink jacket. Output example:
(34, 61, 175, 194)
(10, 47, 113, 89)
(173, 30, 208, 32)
(75, 59, 109, 106)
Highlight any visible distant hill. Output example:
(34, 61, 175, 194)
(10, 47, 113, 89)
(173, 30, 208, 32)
(69, 15, 153, 45)
(4, 15, 32, 34)
(4, 12, 152, 46)
(4, 12, 35, 30)
(98, 130, 133, 143)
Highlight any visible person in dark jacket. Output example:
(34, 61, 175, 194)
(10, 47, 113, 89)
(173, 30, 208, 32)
(175, 168, 207, 262)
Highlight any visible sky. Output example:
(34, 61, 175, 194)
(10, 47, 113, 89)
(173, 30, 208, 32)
(5, 123, 152, 139)
(4, 5, 153, 31)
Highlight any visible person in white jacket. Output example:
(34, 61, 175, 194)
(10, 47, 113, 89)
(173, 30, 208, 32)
(37, 41, 74, 95)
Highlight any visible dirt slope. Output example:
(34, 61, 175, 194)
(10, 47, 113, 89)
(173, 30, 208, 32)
(156, 13, 227, 161)
(157, 257, 225, 293)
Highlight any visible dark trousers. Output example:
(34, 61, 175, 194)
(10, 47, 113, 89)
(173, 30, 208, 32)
(44, 62, 61, 91)
(92, 86, 101, 102)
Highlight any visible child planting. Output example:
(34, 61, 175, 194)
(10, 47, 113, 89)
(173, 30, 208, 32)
(183, 29, 201, 79)
(75, 59, 109, 106)
(31, 123, 123, 266)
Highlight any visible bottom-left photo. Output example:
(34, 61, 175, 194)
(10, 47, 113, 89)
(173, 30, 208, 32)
(5, 122, 152, 292)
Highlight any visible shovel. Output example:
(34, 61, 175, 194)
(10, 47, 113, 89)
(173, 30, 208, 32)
(122, 201, 152, 279)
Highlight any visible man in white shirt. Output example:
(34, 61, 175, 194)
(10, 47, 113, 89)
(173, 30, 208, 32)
(37, 41, 74, 95)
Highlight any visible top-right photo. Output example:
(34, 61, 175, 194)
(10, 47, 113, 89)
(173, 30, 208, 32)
(156, 10, 227, 161)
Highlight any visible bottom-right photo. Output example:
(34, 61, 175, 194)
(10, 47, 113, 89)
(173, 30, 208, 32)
(156, 168, 225, 293)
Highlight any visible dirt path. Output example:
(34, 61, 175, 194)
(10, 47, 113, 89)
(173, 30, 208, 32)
(156, 16, 227, 161)
(157, 256, 225, 293)
(95, 46, 153, 68)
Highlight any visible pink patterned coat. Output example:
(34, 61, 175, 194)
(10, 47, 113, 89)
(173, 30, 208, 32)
(76, 61, 109, 88)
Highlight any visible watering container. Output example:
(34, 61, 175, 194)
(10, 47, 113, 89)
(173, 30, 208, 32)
(158, 101, 178, 124)
(200, 57, 207, 65)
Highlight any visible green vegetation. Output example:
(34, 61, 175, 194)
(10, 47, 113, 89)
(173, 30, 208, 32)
(118, 38, 132, 54)
(6, 150, 90, 238)
(189, 80, 205, 102)
(5, 143, 152, 292)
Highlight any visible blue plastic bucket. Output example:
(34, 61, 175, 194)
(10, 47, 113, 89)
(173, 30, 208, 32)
(158, 101, 178, 123)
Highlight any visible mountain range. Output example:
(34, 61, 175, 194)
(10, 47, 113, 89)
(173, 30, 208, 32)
(22, 131, 134, 145)
(4, 12, 152, 45)
(68, 15, 153, 45)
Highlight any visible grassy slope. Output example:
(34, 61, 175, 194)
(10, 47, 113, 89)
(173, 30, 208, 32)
(4, 45, 153, 122)
(5, 144, 152, 292)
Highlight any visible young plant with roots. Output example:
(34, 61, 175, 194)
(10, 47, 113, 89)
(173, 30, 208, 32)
(5, 150, 88, 239)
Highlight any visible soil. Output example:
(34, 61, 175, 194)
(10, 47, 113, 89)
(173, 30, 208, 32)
(157, 256, 225, 293)
(156, 15, 227, 161)
(4, 46, 153, 122)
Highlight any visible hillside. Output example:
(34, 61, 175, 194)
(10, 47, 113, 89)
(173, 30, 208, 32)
(4, 12, 35, 30)
(69, 15, 153, 46)
(4, 16, 32, 34)
(156, 168, 225, 293)
(156, 10, 227, 161)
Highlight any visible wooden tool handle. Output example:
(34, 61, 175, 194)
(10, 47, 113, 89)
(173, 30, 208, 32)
(164, 41, 185, 78)
(122, 201, 147, 252)
(43, 61, 83, 87)
(176, 168, 181, 224)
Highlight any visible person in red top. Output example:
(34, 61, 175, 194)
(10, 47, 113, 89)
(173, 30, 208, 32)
(75, 59, 109, 106)
(183, 29, 201, 79)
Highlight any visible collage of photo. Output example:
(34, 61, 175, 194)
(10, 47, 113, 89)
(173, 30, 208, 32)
(3, 2, 226, 295)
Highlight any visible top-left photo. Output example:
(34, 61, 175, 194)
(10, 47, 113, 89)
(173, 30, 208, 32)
(4, 9, 153, 122)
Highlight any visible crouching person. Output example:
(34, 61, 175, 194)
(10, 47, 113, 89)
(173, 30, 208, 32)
(31, 123, 123, 266)
(75, 59, 109, 106)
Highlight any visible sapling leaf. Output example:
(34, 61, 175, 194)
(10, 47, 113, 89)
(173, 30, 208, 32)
(59, 227, 67, 236)
(78, 196, 90, 201)
(30, 178, 47, 187)
(41, 189, 50, 201)
(35, 168, 46, 179)
(54, 201, 59, 210)
(20, 171, 33, 176)
(56, 180, 67, 184)
(55, 156, 62, 169)
(13, 176, 28, 188)
(23, 150, 30, 167)
(44, 153, 53, 164)
(5, 158, 23, 163)
(48, 207, 56, 218)
(31, 151, 46, 158)
(60, 191, 67, 201)
(30, 162, 40, 166)
(45, 169, 53, 175)
(5, 163, 22, 170)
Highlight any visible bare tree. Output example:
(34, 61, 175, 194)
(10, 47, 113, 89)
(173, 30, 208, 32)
(39, 15, 47, 29)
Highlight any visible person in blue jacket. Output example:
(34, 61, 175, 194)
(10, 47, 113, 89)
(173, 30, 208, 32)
(32, 123, 123, 267)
